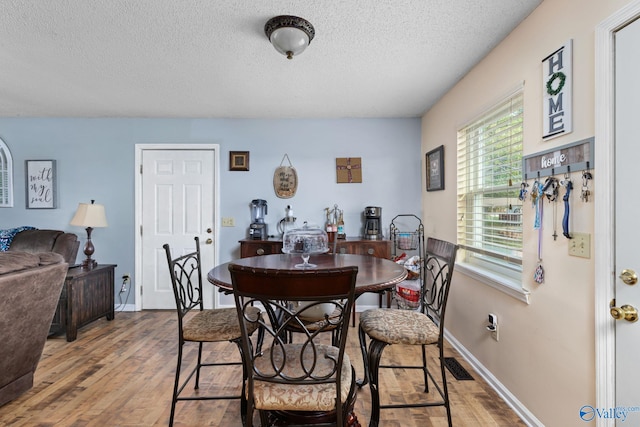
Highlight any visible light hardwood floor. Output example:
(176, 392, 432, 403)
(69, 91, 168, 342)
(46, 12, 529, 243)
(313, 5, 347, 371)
(0, 311, 526, 426)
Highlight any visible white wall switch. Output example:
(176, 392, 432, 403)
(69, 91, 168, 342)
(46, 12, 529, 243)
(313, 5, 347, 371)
(221, 217, 235, 227)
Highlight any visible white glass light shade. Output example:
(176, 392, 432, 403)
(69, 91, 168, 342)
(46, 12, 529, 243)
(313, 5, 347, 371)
(265, 15, 315, 60)
(70, 202, 108, 228)
(270, 27, 310, 59)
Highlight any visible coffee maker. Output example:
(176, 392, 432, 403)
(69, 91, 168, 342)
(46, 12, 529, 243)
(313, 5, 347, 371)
(249, 199, 268, 240)
(363, 206, 383, 240)
(277, 205, 297, 237)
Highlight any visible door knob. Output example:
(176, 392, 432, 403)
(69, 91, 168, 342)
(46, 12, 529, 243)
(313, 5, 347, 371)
(610, 301, 638, 322)
(205, 238, 213, 244)
(620, 269, 638, 285)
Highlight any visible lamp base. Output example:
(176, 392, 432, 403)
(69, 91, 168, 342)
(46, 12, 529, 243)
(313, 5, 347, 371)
(81, 258, 98, 269)
(81, 227, 97, 269)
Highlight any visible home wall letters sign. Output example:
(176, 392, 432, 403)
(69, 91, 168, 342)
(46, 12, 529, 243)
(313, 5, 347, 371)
(25, 159, 57, 209)
(522, 137, 593, 180)
(542, 39, 573, 140)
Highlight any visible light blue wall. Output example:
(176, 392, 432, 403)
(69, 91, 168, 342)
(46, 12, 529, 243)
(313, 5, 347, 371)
(0, 117, 422, 305)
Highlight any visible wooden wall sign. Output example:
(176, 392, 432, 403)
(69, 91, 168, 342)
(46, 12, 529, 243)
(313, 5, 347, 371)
(523, 137, 593, 180)
(25, 159, 57, 209)
(542, 39, 573, 140)
(273, 154, 298, 199)
(336, 157, 362, 183)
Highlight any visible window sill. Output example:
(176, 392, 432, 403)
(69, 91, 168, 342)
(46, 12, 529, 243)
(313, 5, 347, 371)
(456, 262, 531, 304)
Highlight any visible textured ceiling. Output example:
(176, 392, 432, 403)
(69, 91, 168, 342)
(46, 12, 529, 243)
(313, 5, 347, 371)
(0, 0, 542, 118)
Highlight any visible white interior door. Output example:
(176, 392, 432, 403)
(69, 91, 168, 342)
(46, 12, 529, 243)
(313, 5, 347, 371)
(614, 17, 640, 421)
(139, 146, 217, 309)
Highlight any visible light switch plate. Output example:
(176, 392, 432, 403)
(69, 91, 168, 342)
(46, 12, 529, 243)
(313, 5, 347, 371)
(221, 217, 235, 227)
(568, 232, 590, 258)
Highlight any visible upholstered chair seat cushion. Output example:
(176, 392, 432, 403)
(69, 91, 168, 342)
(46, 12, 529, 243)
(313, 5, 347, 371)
(359, 308, 440, 345)
(252, 343, 352, 411)
(182, 307, 260, 342)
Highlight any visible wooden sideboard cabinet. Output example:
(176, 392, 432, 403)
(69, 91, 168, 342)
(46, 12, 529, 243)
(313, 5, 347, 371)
(240, 237, 391, 259)
(49, 264, 117, 342)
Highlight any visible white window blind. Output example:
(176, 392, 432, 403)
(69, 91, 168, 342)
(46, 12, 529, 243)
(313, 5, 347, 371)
(0, 138, 13, 208)
(457, 91, 523, 273)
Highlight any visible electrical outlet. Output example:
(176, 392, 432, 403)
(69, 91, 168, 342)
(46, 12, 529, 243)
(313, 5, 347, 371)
(568, 232, 591, 258)
(487, 313, 499, 341)
(120, 274, 130, 293)
(222, 217, 235, 227)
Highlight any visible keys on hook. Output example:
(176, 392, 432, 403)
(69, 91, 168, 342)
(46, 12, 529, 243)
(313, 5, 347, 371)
(581, 171, 593, 202)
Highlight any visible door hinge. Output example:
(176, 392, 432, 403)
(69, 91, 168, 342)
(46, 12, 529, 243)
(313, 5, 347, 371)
(139, 164, 143, 174)
(140, 225, 143, 236)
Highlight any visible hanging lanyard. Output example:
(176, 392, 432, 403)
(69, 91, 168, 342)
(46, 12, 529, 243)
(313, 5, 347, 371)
(562, 179, 572, 238)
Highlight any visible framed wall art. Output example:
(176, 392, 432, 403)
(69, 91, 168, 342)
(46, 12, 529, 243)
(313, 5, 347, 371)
(25, 159, 57, 209)
(229, 151, 250, 171)
(336, 157, 362, 183)
(426, 146, 444, 191)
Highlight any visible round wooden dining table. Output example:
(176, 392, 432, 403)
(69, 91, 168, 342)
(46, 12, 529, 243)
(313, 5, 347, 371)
(207, 253, 408, 296)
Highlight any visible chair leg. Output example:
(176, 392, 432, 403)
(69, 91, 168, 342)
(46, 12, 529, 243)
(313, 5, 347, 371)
(352, 302, 356, 327)
(367, 338, 389, 427)
(439, 344, 453, 427)
(233, 339, 249, 425)
(195, 341, 204, 389)
(357, 324, 369, 387)
(421, 344, 429, 393)
(169, 343, 184, 427)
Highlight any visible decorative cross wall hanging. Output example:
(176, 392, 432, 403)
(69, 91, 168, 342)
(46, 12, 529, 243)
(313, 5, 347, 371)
(336, 157, 362, 183)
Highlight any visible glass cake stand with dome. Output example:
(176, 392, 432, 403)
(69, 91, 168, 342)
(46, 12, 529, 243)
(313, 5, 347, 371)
(282, 222, 329, 268)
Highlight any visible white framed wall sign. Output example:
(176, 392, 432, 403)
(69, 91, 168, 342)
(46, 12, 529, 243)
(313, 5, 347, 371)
(542, 39, 573, 140)
(25, 160, 57, 209)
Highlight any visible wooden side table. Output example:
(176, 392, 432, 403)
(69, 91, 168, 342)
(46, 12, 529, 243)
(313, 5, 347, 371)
(49, 264, 117, 342)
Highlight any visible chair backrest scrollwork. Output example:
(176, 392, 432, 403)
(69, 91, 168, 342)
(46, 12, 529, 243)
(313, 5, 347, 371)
(421, 238, 459, 330)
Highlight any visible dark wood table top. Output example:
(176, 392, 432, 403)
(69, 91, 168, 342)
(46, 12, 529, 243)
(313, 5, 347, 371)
(207, 253, 407, 295)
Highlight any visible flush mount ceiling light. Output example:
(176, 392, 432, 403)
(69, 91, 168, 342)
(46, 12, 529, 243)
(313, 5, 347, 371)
(264, 15, 315, 60)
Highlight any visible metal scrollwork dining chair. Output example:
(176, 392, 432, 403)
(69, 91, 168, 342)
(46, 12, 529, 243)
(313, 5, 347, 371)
(229, 263, 359, 427)
(358, 238, 458, 427)
(164, 237, 260, 426)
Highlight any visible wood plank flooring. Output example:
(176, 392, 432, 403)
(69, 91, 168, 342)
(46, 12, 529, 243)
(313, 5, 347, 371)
(0, 311, 526, 426)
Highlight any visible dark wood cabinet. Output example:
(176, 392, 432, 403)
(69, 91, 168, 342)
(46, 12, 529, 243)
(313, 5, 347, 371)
(240, 237, 391, 259)
(49, 264, 117, 342)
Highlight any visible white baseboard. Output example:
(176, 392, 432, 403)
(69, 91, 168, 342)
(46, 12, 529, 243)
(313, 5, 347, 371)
(444, 329, 544, 427)
(114, 303, 136, 312)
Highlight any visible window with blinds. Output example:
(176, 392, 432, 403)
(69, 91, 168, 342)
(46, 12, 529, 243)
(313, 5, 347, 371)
(457, 90, 523, 277)
(0, 138, 13, 208)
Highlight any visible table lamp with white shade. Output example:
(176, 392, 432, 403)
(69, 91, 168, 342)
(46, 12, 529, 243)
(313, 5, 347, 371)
(70, 200, 108, 269)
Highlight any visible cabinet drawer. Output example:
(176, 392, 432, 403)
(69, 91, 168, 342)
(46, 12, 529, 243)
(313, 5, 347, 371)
(240, 240, 283, 258)
(335, 240, 391, 259)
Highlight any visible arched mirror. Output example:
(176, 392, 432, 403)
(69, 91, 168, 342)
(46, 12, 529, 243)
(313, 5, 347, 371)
(0, 138, 13, 207)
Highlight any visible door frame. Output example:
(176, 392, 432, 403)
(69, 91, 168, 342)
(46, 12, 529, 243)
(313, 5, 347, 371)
(595, 2, 640, 425)
(134, 143, 221, 311)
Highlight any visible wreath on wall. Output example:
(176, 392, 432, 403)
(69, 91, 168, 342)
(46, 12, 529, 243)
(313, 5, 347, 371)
(546, 72, 566, 96)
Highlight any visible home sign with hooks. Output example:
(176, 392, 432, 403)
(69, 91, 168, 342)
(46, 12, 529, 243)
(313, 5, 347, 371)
(522, 137, 594, 180)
